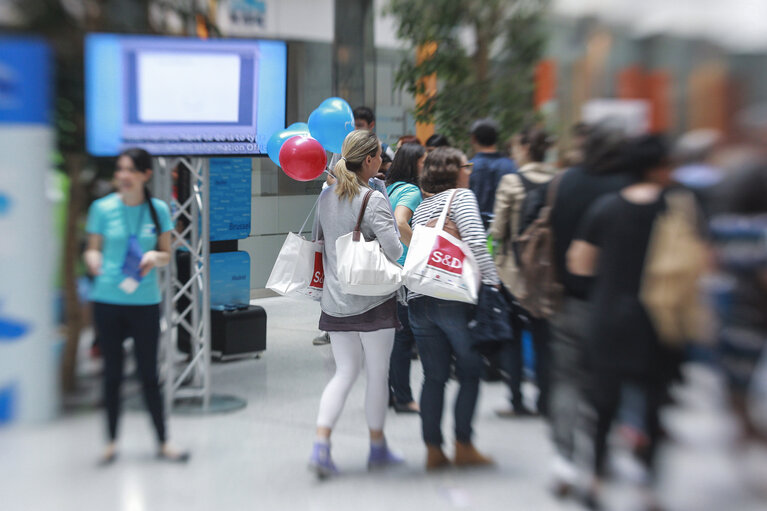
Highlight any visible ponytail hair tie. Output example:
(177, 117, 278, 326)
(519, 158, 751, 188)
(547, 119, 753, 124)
(340, 156, 347, 162)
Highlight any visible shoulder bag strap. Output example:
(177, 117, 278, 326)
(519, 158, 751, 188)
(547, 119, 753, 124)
(545, 172, 564, 210)
(298, 193, 322, 237)
(387, 182, 407, 196)
(353, 189, 375, 241)
(517, 172, 534, 193)
(435, 189, 458, 231)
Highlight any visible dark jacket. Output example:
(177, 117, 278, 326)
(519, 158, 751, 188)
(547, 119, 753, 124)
(469, 152, 516, 228)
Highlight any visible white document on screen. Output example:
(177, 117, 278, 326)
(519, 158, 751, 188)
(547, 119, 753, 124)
(136, 52, 242, 123)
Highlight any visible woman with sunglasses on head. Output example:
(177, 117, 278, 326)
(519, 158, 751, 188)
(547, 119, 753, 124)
(408, 147, 501, 470)
(84, 147, 188, 465)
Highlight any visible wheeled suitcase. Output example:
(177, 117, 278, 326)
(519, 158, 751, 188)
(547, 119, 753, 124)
(211, 305, 266, 361)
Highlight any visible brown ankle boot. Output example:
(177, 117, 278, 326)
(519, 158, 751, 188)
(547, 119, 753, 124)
(425, 444, 450, 470)
(454, 441, 493, 467)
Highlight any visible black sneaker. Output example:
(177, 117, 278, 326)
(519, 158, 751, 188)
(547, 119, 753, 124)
(312, 332, 330, 346)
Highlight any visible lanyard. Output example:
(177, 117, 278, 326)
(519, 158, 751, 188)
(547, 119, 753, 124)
(121, 201, 147, 237)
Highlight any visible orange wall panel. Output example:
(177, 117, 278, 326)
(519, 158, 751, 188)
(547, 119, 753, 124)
(416, 42, 437, 143)
(535, 59, 557, 108)
(648, 71, 671, 133)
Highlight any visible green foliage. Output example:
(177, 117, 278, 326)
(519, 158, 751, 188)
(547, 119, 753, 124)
(385, 0, 549, 152)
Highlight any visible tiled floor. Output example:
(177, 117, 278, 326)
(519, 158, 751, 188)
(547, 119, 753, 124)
(1, 296, 764, 511)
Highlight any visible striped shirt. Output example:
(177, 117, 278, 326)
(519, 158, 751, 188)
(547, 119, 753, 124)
(409, 188, 500, 301)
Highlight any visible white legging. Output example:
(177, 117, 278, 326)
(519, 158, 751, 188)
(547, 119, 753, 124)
(316, 328, 396, 431)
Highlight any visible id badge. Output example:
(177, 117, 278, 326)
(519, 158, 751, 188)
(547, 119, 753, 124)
(118, 277, 140, 294)
(120, 235, 144, 293)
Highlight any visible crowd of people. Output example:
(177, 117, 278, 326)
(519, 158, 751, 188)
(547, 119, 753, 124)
(307, 105, 767, 509)
(83, 104, 766, 510)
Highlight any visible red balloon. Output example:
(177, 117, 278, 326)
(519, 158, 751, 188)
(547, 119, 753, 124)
(278, 135, 327, 181)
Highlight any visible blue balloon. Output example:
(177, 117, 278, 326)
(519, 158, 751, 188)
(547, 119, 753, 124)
(308, 98, 354, 154)
(266, 123, 310, 166)
(319, 97, 353, 116)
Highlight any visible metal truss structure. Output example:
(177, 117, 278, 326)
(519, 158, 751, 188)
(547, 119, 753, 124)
(153, 156, 212, 412)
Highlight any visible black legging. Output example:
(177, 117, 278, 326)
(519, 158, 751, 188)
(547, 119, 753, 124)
(94, 302, 166, 444)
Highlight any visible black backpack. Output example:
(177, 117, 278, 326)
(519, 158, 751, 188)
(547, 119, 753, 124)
(516, 174, 550, 234)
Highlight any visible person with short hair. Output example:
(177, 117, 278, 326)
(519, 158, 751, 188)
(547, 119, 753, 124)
(84, 148, 188, 465)
(353, 106, 377, 131)
(409, 147, 501, 470)
(425, 133, 450, 153)
(546, 124, 633, 495)
(469, 118, 517, 229)
(309, 130, 404, 478)
(353, 106, 395, 160)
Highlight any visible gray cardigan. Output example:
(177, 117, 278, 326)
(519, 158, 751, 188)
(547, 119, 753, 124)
(313, 184, 403, 317)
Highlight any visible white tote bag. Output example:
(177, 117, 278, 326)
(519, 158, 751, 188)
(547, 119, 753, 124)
(403, 189, 480, 304)
(266, 198, 324, 301)
(336, 190, 403, 296)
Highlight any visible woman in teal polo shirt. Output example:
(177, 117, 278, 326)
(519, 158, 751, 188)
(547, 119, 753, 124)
(84, 148, 187, 465)
(385, 142, 425, 413)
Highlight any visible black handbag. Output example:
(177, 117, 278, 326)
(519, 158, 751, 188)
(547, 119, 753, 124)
(467, 284, 515, 356)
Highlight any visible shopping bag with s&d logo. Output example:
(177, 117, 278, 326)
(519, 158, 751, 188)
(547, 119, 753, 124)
(403, 189, 480, 303)
(266, 198, 324, 301)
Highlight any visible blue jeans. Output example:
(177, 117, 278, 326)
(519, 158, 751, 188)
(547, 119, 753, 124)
(389, 302, 415, 405)
(408, 297, 484, 446)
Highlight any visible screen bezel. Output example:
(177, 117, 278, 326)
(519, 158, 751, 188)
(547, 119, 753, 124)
(85, 33, 288, 158)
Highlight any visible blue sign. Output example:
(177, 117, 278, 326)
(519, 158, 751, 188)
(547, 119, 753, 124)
(0, 384, 16, 424)
(210, 251, 251, 309)
(0, 313, 28, 342)
(0, 192, 10, 215)
(210, 158, 252, 241)
(0, 37, 51, 125)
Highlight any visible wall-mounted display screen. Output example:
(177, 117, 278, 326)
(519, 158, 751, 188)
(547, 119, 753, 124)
(85, 34, 287, 156)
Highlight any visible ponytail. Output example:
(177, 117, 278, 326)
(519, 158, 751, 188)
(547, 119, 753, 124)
(143, 184, 162, 247)
(334, 130, 381, 202)
(334, 158, 362, 201)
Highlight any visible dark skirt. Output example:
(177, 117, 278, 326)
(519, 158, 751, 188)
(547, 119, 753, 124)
(319, 297, 400, 332)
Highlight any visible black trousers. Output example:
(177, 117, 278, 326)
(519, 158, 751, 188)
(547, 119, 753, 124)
(93, 302, 166, 444)
(389, 302, 416, 405)
(582, 371, 662, 477)
(499, 301, 550, 414)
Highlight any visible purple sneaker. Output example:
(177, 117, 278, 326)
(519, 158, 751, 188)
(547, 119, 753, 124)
(367, 441, 405, 470)
(308, 442, 338, 479)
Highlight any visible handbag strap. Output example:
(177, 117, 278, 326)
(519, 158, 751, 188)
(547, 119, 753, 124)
(298, 193, 322, 237)
(352, 189, 375, 241)
(435, 189, 459, 232)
